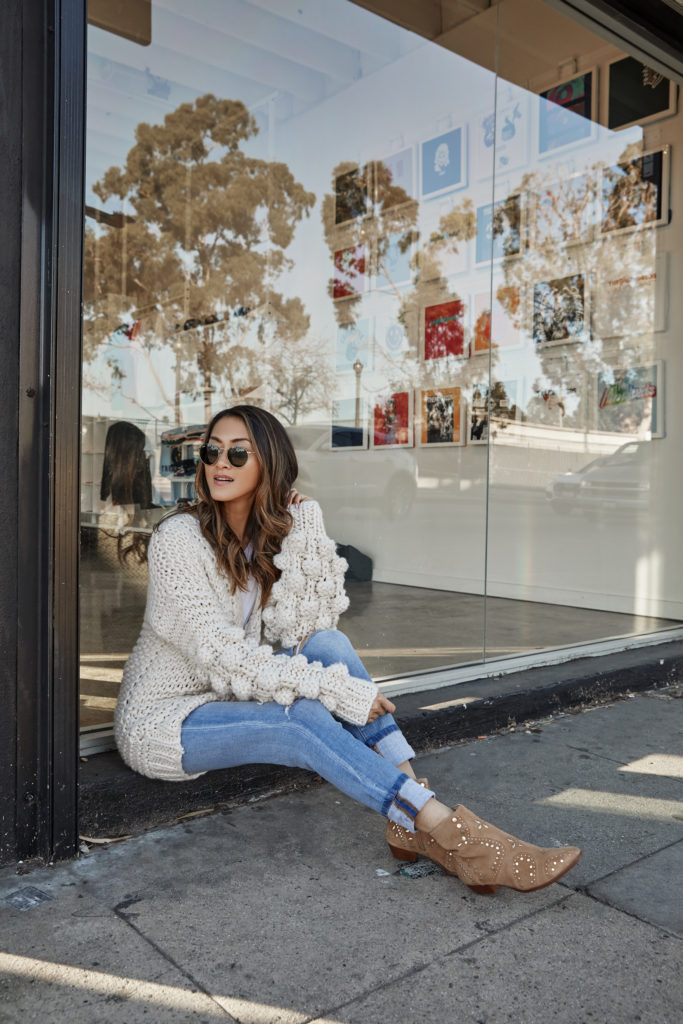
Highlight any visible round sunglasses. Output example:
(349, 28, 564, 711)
(198, 443, 255, 468)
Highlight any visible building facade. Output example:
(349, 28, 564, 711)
(2, 0, 683, 866)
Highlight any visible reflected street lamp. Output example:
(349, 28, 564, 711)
(353, 358, 363, 428)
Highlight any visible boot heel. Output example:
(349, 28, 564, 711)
(468, 883, 500, 895)
(388, 844, 418, 863)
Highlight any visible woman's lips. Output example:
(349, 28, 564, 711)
(213, 475, 233, 484)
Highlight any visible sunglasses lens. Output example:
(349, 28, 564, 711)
(228, 446, 248, 468)
(199, 443, 219, 466)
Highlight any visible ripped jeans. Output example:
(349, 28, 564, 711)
(180, 629, 434, 831)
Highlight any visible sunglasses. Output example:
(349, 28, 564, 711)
(199, 443, 255, 468)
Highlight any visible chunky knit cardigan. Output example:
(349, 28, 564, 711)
(114, 501, 377, 781)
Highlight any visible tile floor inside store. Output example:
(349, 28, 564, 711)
(79, 545, 680, 730)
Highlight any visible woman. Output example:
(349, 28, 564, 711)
(115, 405, 581, 894)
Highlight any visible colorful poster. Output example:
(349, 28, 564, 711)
(424, 300, 465, 360)
(375, 232, 412, 290)
(417, 387, 463, 446)
(372, 391, 413, 447)
(334, 166, 370, 224)
(539, 72, 595, 154)
(533, 274, 586, 345)
(472, 286, 521, 353)
(597, 363, 663, 437)
(333, 245, 366, 299)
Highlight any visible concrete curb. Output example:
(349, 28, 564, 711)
(78, 637, 683, 839)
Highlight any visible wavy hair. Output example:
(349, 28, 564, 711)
(171, 405, 298, 605)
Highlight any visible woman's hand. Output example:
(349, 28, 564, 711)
(367, 692, 396, 723)
(289, 488, 310, 506)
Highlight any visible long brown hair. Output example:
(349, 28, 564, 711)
(174, 405, 298, 605)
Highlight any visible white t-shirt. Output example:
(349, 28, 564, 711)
(240, 543, 258, 628)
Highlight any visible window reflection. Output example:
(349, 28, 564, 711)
(81, 0, 681, 736)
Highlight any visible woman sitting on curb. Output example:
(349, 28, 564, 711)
(115, 404, 581, 894)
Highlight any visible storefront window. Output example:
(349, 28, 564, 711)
(80, 0, 682, 740)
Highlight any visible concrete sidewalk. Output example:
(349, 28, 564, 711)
(1, 689, 682, 1024)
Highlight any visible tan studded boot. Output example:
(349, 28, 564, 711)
(387, 804, 582, 894)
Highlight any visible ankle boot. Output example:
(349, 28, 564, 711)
(387, 803, 582, 894)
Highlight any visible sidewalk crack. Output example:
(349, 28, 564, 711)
(113, 901, 239, 1022)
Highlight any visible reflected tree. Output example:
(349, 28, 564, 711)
(84, 94, 318, 422)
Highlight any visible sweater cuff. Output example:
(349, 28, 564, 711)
(326, 675, 377, 726)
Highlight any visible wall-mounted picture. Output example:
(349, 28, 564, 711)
(374, 148, 414, 210)
(538, 69, 597, 155)
(533, 274, 587, 346)
(334, 165, 371, 225)
(600, 147, 669, 235)
(374, 231, 413, 290)
(416, 387, 464, 446)
(421, 126, 466, 198)
(419, 194, 470, 281)
(331, 397, 368, 451)
(608, 57, 677, 131)
(336, 318, 373, 373)
(423, 299, 466, 360)
(375, 316, 411, 362)
(475, 195, 522, 264)
(469, 381, 520, 445)
(371, 390, 413, 448)
(594, 252, 668, 338)
(475, 89, 529, 179)
(597, 361, 663, 438)
(530, 171, 596, 249)
(333, 244, 367, 299)
(472, 285, 521, 354)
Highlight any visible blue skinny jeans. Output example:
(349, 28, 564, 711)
(181, 629, 434, 831)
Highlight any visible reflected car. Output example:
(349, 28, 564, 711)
(545, 441, 652, 512)
(288, 424, 416, 519)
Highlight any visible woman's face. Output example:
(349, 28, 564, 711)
(204, 415, 261, 511)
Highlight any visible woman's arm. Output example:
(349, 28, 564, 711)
(146, 519, 376, 726)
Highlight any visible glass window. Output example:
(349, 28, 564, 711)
(80, 0, 682, 740)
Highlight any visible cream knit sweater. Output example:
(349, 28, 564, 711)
(114, 501, 377, 781)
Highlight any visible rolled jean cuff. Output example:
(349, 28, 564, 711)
(385, 776, 435, 833)
(373, 726, 416, 768)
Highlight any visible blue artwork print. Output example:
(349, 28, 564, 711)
(476, 199, 521, 263)
(376, 233, 412, 289)
(336, 319, 372, 373)
(421, 128, 463, 197)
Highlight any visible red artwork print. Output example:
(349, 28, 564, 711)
(373, 391, 410, 446)
(424, 300, 465, 360)
(333, 245, 366, 299)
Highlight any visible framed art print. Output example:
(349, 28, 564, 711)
(594, 252, 668, 339)
(334, 165, 371, 225)
(596, 361, 664, 438)
(374, 231, 413, 291)
(333, 244, 367, 299)
(416, 387, 465, 447)
(474, 89, 529, 179)
(475, 195, 523, 264)
(336, 318, 373, 373)
(374, 147, 415, 211)
(421, 125, 467, 199)
(468, 381, 519, 444)
(471, 285, 521, 354)
(419, 194, 470, 282)
(607, 57, 677, 131)
(533, 274, 588, 346)
(538, 69, 597, 156)
(371, 390, 413, 448)
(423, 299, 466, 360)
(530, 171, 597, 249)
(600, 146, 670, 235)
(331, 397, 368, 451)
